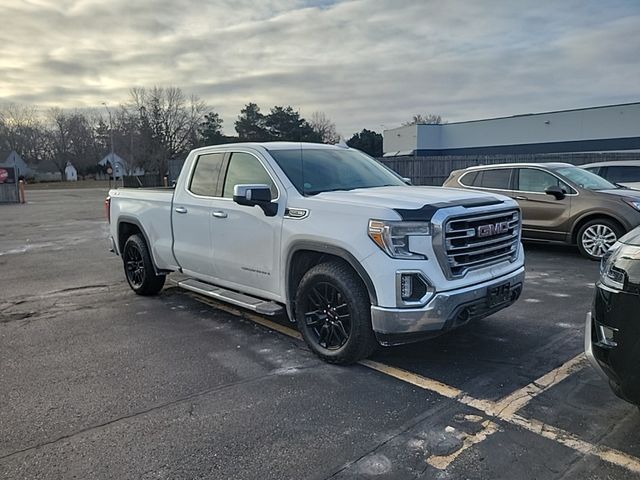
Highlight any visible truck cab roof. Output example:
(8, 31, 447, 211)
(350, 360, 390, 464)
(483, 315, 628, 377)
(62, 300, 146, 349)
(191, 141, 349, 155)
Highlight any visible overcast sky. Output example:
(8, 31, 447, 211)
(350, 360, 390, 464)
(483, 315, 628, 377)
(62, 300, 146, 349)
(1, 0, 639, 136)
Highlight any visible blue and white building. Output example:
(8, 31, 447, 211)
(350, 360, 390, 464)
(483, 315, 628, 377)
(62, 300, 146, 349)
(383, 102, 640, 157)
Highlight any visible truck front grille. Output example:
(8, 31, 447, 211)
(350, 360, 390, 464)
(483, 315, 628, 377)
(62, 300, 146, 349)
(443, 209, 520, 278)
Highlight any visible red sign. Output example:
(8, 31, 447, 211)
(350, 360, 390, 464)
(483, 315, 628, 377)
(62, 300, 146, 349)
(0, 169, 8, 183)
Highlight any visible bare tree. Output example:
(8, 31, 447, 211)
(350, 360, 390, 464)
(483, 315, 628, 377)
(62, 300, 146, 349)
(46, 108, 101, 179)
(0, 103, 49, 165)
(47, 108, 72, 180)
(403, 113, 446, 126)
(128, 86, 207, 174)
(309, 111, 340, 144)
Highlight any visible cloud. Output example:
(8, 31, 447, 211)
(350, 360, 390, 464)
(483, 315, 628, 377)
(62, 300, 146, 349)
(1, 0, 639, 136)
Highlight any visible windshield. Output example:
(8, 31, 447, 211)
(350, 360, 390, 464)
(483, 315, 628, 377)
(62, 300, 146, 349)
(267, 148, 406, 195)
(556, 166, 617, 190)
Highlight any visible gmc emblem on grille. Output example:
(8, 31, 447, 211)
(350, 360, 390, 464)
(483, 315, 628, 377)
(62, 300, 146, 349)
(477, 221, 510, 238)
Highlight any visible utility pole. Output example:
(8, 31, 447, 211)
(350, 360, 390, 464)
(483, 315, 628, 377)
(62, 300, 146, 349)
(102, 102, 116, 187)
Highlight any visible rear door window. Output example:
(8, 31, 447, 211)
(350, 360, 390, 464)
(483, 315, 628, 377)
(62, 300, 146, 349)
(517, 168, 566, 193)
(189, 152, 225, 196)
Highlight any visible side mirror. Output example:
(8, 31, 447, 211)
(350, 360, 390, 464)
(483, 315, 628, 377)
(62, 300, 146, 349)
(545, 185, 565, 200)
(402, 177, 413, 185)
(233, 184, 278, 217)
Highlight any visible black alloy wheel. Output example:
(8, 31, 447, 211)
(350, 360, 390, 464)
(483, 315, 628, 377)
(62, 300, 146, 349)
(124, 241, 145, 288)
(122, 234, 166, 295)
(295, 261, 377, 364)
(303, 282, 352, 350)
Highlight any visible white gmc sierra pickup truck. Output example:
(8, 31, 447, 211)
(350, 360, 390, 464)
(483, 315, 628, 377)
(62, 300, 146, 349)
(107, 142, 525, 364)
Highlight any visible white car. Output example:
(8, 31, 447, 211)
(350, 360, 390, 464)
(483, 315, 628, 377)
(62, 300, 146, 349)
(106, 142, 525, 364)
(582, 161, 640, 190)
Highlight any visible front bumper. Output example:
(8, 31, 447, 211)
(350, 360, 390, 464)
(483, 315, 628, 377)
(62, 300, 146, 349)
(586, 283, 640, 405)
(584, 311, 608, 381)
(371, 266, 524, 346)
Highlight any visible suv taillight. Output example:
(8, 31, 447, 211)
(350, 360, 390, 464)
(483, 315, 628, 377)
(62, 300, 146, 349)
(104, 196, 111, 223)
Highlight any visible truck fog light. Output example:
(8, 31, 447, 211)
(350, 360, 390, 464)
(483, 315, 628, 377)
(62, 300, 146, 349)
(397, 272, 434, 306)
(401, 274, 413, 299)
(597, 324, 618, 347)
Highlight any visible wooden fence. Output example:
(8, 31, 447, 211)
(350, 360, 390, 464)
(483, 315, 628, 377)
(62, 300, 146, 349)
(380, 152, 640, 186)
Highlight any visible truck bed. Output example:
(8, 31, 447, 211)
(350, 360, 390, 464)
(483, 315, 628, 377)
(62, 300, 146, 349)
(109, 187, 176, 270)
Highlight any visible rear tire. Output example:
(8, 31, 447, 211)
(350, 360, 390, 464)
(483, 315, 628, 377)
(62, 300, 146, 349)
(295, 261, 378, 365)
(577, 218, 623, 261)
(123, 234, 166, 295)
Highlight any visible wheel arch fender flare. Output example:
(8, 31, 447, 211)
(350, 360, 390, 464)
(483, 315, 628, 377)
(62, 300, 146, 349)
(285, 241, 378, 321)
(117, 216, 164, 275)
(570, 212, 628, 244)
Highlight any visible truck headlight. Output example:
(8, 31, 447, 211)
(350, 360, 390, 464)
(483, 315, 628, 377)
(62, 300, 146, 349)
(368, 219, 430, 259)
(600, 242, 640, 290)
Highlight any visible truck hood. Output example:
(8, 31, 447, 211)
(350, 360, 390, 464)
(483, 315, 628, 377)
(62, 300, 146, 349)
(618, 182, 640, 191)
(310, 186, 509, 211)
(620, 226, 640, 246)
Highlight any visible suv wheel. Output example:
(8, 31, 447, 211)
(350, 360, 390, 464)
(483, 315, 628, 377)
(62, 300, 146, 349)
(295, 261, 378, 364)
(577, 219, 623, 260)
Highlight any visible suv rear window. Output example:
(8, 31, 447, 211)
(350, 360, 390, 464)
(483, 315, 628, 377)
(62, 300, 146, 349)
(607, 166, 640, 183)
(479, 169, 512, 189)
(459, 171, 478, 186)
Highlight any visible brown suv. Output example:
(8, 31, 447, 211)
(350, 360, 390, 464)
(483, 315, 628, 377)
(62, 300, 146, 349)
(443, 163, 640, 260)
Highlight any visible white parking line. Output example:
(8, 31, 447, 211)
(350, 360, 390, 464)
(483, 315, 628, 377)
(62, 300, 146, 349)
(184, 293, 640, 474)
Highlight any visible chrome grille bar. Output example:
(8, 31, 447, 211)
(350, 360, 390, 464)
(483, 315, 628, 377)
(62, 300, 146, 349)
(443, 209, 520, 277)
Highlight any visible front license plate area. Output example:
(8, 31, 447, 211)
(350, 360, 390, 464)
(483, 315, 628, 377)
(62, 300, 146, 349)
(488, 282, 511, 307)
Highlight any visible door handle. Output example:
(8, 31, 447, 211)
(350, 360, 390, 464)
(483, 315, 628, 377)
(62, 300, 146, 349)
(175, 206, 188, 214)
(514, 196, 528, 201)
(212, 211, 228, 218)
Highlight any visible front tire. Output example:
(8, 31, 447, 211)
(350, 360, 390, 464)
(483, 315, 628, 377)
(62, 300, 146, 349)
(123, 234, 166, 295)
(295, 261, 377, 365)
(577, 219, 623, 260)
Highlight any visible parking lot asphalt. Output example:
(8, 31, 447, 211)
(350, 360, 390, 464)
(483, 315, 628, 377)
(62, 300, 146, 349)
(1, 187, 639, 479)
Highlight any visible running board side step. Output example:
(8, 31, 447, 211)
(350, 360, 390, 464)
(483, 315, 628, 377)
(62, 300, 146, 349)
(175, 278, 284, 316)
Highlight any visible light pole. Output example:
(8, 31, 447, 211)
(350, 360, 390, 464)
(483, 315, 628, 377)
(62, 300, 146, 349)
(102, 102, 116, 187)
